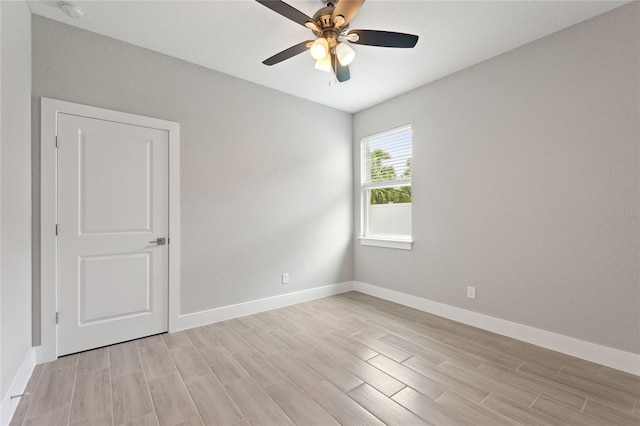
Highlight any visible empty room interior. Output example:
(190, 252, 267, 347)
(1, 0, 639, 425)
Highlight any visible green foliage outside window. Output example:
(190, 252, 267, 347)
(369, 149, 412, 205)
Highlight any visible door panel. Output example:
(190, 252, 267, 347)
(79, 252, 152, 324)
(80, 133, 152, 233)
(57, 113, 169, 356)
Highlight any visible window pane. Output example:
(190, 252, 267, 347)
(370, 186, 411, 205)
(365, 127, 412, 185)
(367, 188, 412, 237)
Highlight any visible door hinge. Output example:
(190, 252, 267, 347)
(55, 312, 59, 324)
(55, 136, 58, 148)
(55, 224, 58, 236)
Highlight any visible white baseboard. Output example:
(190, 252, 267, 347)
(34, 346, 43, 365)
(176, 281, 354, 331)
(352, 281, 639, 375)
(1, 348, 36, 426)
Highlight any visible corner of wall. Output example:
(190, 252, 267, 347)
(0, 349, 35, 426)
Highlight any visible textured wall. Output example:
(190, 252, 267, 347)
(31, 16, 353, 338)
(353, 3, 639, 353)
(1, 0, 32, 398)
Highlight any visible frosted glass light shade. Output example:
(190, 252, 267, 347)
(335, 42, 355, 66)
(315, 54, 331, 72)
(310, 38, 329, 60)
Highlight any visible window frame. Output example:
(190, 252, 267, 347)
(359, 124, 413, 250)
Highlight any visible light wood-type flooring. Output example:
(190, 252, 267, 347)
(10, 292, 640, 426)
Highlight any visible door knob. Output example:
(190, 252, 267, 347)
(149, 237, 166, 245)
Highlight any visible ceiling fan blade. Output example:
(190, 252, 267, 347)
(331, 54, 351, 82)
(332, 0, 365, 26)
(347, 30, 419, 48)
(263, 40, 314, 66)
(255, 0, 314, 28)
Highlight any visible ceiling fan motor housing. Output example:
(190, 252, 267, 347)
(313, 6, 334, 27)
(311, 5, 344, 47)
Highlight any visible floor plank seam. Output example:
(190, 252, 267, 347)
(139, 346, 161, 426)
(579, 397, 589, 412)
(65, 357, 80, 425)
(528, 393, 540, 409)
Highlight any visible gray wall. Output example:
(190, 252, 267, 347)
(353, 3, 639, 354)
(32, 16, 353, 340)
(1, 0, 32, 399)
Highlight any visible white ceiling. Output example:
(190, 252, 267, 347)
(28, 0, 627, 113)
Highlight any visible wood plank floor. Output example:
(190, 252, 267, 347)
(10, 292, 640, 426)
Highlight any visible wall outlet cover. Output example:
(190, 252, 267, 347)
(467, 286, 476, 299)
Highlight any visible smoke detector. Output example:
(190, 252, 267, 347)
(60, 2, 84, 19)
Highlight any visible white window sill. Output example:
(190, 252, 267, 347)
(359, 236, 413, 250)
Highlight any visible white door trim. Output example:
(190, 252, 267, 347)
(40, 98, 181, 362)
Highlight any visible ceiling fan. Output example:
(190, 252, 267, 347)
(255, 0, 419, 82)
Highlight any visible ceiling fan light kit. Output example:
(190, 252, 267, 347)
(315, 54, 332, 72)
(310, 38, 329, 60)
(335, 42, 355, 66)
(256, 0, 419, 83)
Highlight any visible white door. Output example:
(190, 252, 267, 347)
(57, 113, 169, 356)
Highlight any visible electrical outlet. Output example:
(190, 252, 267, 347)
(467, 286, 476, 299)
(282, 273, 289, 285)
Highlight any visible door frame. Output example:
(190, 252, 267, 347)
(40, 98, 181, 362)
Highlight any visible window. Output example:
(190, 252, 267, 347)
(360, 125, 412, 249)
